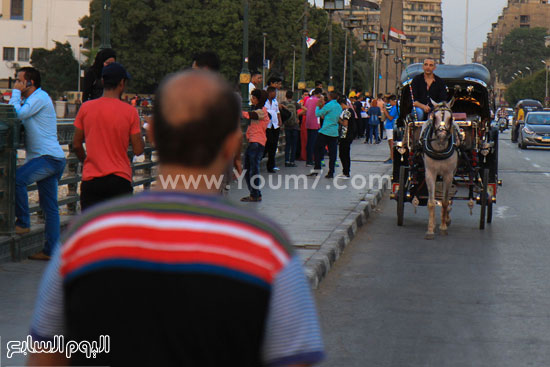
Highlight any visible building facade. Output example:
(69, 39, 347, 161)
(402, 0, 443, 65)
(0, 0, 90, 84)
(474, 0, 550, 66)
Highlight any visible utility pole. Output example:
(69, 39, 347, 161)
(464, 0, 469, 64)
(240, 0, 250, 109)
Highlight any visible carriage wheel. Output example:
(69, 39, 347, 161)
(479, 168, 489, 230)
(397, 166, 408, 226)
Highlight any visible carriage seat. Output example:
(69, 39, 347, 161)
(452, 112, 467, 121)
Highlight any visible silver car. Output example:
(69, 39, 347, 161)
(518, 111, 550, 149)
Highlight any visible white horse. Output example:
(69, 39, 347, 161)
(422, 101, 458, 240)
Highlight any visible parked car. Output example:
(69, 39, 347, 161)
(511, 99, 543, 142)
(518, 111, 550, 149)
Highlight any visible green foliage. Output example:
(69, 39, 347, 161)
(487, 27, 550, 84)
(79, 0, 373, 93)
(504, 68, 547, 106)
(30, 42, 79, 99)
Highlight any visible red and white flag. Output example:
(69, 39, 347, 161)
(389, 27, 407, 42)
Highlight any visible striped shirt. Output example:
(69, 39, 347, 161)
(30, 191, 324, 366)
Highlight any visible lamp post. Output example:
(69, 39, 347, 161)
(543, 60, 549, 107)
(393, 56, 402, 90)
(363, 32, 378, 94)
(343, 16, 363, 94)
(383, 48, 395, 93)
(77, 42, 83, 93)
(517, 70, 523, 79)
(323, 0, 345, 92)
(240, 0, 250, 109)
(375, 42, 387, 96)
(291, 45, 296, 92)
(298, 0, 308, 90)
(100, 0, 111, 49)
(525, 66, 532, 76)
(262, 33, 267, 88)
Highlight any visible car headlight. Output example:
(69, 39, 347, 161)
(523, 126, 535, 135)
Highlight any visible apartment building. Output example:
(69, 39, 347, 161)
(473, 0, 550, 66)
(0, 0, 90, 84)
(402, 0, 443, 65)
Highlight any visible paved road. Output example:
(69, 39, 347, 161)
(316, 130, 550, 366)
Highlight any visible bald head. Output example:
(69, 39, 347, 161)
(153, 70, 240, 167)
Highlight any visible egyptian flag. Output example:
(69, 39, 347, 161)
(389, 27, 407, 43)
(380, 27, 385, 42)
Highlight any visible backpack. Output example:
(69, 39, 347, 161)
(280, 107, 291, 123)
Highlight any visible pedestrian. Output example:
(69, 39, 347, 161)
(304, 88, 322, 166)
(82, 48, 116, 102)
(241, 89, 270, 202)
(10, 67, 66, 260)
(377, 94, 386, 141)
(308, 91, 342, 179)
(337, 94, 357, 179)
(383, 94, 398, 164)
(265, 86, 282, 173)
(298, 89, 310, 161)
(191, 51, 221, 71)
(72, 63, 144, 211)
(27, 70, 325, 367)
(310, 80, 324, 95)
(361, 94, 371, 139)
(249, 71, 262, 99)
(281, 90, 300, 167)
(366, 99, 381, 144)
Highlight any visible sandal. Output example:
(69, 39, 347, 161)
(240, 196, 262, 202)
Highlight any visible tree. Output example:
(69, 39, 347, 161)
(30, 42, 79, 99)
(79, 0, 371, 93)
(504, 68, 546, 106)
(487, 27, 550, 84)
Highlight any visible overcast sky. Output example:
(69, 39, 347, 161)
(310, 0, 509, 65)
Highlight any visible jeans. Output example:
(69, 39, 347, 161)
(368, 124, 379, 143)
(306, 129, 318, 164)
(80, 174, 133, 211)
(314, 133, 338, 174)
(414, 107, 426, 121)
(244, 143, 265, 198)
(339, 139, 352, 175)
(284, 129, 299, 163)
(265, 127, 280, 171)
(16, 155, 66, 256)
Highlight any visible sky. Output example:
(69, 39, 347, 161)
(310, 0, 509, 65)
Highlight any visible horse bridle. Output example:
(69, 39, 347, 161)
(431, 106, 453, 135)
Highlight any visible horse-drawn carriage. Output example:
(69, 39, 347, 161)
(390, 63, 501, 236)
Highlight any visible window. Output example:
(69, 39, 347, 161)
(420, 26, 429, 32)
(3, 47, 15, 61)
(10, 0, 24, 20)
(520, 15, 530, 23)
(18, 48, 30, 61)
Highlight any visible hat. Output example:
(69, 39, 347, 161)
(349, 91, 357, 98)
(102, 62, 131, 84)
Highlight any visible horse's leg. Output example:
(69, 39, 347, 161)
(424, 161, 436, 240)
(440, 173, 453, 236)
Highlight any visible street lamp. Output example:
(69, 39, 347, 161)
(383, 48, 395, 93)
(363, 32, 377, 94)
(100, 0, 111, 49)
(262, 33, 267, 88)
(525, 66, 532, 76)
(517, 70, 523, 78)
(240, 0, 250, 109)
(393, 56, 403, 90)
(543, 59, 549, 107)
(323, 0, 345, 92)
(291, 45, 296, 92)
(298, 0, 308, 90)
(375, 42, 388, 96)
(343, 16, 363, 94)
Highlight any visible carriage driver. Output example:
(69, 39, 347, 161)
(411, 58, 448, 121)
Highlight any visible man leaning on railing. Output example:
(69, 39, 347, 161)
(9, 67, 66, 261)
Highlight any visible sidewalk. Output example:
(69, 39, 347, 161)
(0, 138, 391, 365)
(228, 138, 392, 287)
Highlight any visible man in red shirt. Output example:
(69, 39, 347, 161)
(73, 63, 144, 211)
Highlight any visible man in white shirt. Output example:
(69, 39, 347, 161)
(249, 71, 262, 104)
(265, 86, 281, 172)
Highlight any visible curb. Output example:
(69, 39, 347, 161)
(304, 166, 392, 289)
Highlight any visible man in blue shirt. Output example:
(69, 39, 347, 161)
(10, 67, 66, 260)
(308, 92, 342, 179)
(383, 95, 398, 164)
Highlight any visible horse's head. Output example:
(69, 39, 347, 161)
(430, 98, 455, 141)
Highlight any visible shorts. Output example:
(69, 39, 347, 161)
(385, 128, 394, 140)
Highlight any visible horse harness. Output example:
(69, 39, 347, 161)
(421, 107, 459, 160)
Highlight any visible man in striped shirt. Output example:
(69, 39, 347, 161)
(27, 70, 324, 366)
